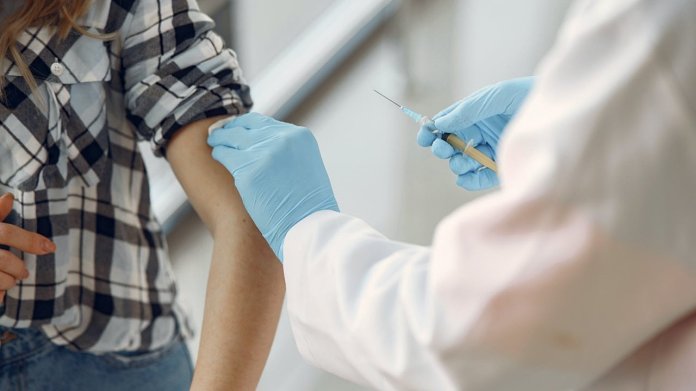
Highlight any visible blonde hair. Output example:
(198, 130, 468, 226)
(1, 0, 110, 98)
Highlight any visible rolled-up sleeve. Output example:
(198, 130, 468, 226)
(121, 0, 253, 155)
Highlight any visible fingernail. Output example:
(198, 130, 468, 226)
(42, 240, 56, 253)
(22, 269, 30, 279)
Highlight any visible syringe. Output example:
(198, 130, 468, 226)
(374, 90, 498, 173)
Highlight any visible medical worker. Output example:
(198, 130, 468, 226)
(206, 0, 696, 389)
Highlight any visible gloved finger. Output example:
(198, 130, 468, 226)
(446, 124, 485, 146)
(448, 153, 480, 176)
(431, 138, 456, 159)
(448, 140, 495, 173)
(456, 169, 499, 191)
(432, 99, 463, 120)
(434, 77, 533, 132)
(223, 112, 284, 130)
(434, 133, 492, 160)
(473, 143, 496, 162)
(416, 123, 438, 147)
(208, 127, 251, 149)
(211, 146, 258, 173)
(477, 115, 507, 150)
(468, 77, 534, 118)
(208, 126, 278, 150)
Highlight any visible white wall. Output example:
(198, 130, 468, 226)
(453, 0, 575, 92)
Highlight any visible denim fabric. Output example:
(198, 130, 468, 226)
(0, 327, 193, 390)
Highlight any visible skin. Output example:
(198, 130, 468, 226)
(0, 193, 56, 301)
(1, 116, 284, 389)
(167, 117, 285, 390)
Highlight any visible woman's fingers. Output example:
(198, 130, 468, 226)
(0, 271, 20, 291)
(0, 249, 30, 303)
(0, 194, 37, 305)
(0, 223, 56, 255)
(0, 193, 14, 221)
(0, 250, 30, 280)
(1, 193, 56, 255)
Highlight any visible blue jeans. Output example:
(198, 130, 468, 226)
(0, 327, 193, 390)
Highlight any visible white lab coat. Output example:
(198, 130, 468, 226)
(283, 0, 696, 389)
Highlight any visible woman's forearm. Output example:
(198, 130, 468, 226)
(192, 218, 284, 390)
(167, 117, 284, 390)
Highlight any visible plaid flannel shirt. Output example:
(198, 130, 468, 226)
(0, 0, 252, 353)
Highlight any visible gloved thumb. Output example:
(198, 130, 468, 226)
(416, 123, 438, 147)
(434, 89, 505, 133)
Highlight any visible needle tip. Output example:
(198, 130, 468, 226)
(373, 90, 402, 108)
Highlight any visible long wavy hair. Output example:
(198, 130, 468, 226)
(0, 0, 105, 97)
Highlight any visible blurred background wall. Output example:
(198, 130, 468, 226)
(165, 0, 574, 389)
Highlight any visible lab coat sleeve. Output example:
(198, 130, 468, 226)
(283, 0, 696, 389)
(284, 211, 449, 390)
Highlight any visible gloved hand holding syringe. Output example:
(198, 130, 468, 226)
(374, 90, 498, 172)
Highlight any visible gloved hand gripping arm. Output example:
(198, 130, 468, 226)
(208, 113, 339, 261)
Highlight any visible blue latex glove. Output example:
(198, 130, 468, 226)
(208, 113, 339, 261)
(417, 77, 534, 190)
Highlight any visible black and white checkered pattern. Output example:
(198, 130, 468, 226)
(0, 0, 252, 353)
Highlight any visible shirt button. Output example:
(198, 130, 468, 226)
(50, 62, 64, 77)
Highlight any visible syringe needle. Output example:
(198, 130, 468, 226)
(373, 89, 499, 173)
(373, 90, 403, 109)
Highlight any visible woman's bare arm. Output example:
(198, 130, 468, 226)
(167, 117, 285, 390)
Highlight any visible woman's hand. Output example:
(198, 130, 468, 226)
(0, 193, 56, 301)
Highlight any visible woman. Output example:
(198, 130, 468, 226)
(0, 1, 283, 390)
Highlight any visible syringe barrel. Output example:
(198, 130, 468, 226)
(441, 133, 498, 172)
